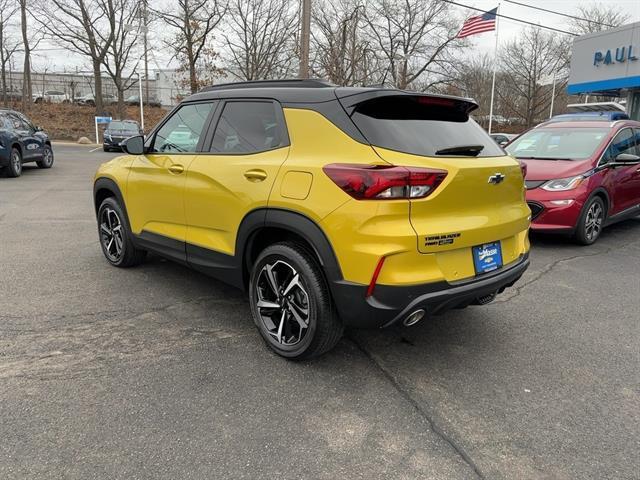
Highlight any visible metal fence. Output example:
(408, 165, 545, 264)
(1, 70, 188, 107)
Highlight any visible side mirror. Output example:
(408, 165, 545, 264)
(614, 153, 640, 164)
(122, 135, 145, 155)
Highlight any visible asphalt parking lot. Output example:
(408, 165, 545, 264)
(1, 144, 638, 479)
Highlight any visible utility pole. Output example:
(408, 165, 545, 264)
(299, 0, 311, 79)
(143, 0, 149, 105)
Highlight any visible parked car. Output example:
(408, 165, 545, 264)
(75, 93, 117, 106)
(93, 79, 530, 359)
(33, 90, 70, 104)
(2, 89, 22, 102)
(0, 109, 54, 177)
(103, 119, 143, 151)
(506, 117, 640, 245)
(124, 94, 162, 107)
(490, 133, 517, 147)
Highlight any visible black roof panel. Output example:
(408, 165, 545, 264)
(184, 79, 478, 108)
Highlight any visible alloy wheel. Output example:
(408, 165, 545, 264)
(585, 202, 603, 242)
(43, 148, 53, 166)
(12, 150, 21, 175)
(255, 260, 310, 346)
(100, 207, 124, 262)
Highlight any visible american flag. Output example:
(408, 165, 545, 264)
(457, 7, 497, 38)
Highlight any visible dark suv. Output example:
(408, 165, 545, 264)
(0, 109, 53, 178)
(103, 120, 143, 152)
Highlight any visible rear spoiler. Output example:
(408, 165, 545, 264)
(334, 88, 479, 115)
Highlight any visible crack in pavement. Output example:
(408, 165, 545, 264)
(347, 333, 485, 480)
(0, 295, 245, 326)
(496, 245, 616, 304)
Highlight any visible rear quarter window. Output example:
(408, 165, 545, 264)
(350, 96, 503, 158)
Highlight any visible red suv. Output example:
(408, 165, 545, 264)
(506, 118, 640, 244)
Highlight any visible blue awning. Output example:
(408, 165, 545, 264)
(567, 75, 640, 95)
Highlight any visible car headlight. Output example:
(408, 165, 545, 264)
(104, 134, 112, 141)
(541, 175, 584, 192)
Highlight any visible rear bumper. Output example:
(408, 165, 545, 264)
(332, 253, 530, 328)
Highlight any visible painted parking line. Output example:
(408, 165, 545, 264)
(89, 147, 102, 152)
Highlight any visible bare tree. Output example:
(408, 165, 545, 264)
(499, 27, 566, 128)
(36, 0, 114, 113)
(361, 0, 463, 90)
(156, 0, 225, 94)
(451, 54, 495, 125)
(224, 0, 297, 81)
(571, 3, 629, 35)
(19, 0, 33, 111)
(311, 0, 380, 86)
(0, 0, 19, 106)
(101, 0, 142, 118)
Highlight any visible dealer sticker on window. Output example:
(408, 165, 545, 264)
(472, 242, 503, 274)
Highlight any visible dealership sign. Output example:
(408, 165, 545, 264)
(567, 21, 640, 95)
(593, 45, 638, 66)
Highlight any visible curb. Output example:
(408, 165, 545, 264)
(52, 141, 101, 147)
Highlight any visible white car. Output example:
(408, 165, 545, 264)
(33, 90, 71, 104)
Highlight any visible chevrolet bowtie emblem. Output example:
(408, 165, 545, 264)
(488, 173, 506, 184)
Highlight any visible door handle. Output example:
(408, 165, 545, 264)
(244, 169, 268, 182)
(168, 164, 184, 174)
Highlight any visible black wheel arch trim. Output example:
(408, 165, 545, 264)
(93, 177, 132, 229)
(237, 208, 344, 287)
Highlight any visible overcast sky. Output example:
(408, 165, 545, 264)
(26, 0, 640, 73)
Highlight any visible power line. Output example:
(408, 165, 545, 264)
(441, 0, 578, 36)
(503, 0, 616, 28)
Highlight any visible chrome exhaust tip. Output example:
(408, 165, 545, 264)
(403, 309, 425, 327)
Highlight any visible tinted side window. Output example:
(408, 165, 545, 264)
(16, 113, 35, 131)
(8, 114, 27, 131)
(211, 101, 284, 154)
(152, 102, 214, 153)
(602, 129, 635, 164)
(0, 114, 13, 130)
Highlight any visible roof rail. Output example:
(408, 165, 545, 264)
(201, 78, 335, 92)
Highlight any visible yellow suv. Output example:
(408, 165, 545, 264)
(94, 79, 530, 359)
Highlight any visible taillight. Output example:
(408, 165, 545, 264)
(322, 164, 447, 200)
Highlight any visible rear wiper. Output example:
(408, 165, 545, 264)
(435, 145, 484, 156)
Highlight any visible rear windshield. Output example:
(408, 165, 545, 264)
(108, 121, 139, 132)
(505, 128, 609, 160)
(350, 96, 503, 157)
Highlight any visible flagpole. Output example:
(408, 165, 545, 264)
(488, 3, 500, 134)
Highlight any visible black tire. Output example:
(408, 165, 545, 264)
(6, 147, 22, 177)
(249, 242, 343, 360)
(575, 196, 605, 245)
(97, 197, 146, 267)
(36, 145, 54, 169)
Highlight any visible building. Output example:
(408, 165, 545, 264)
(567, 21, 640, 120)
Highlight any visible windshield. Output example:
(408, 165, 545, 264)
(350, 96, 503, 158)
(108, 121, 139, 132)
(506, 128, 609, 160)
